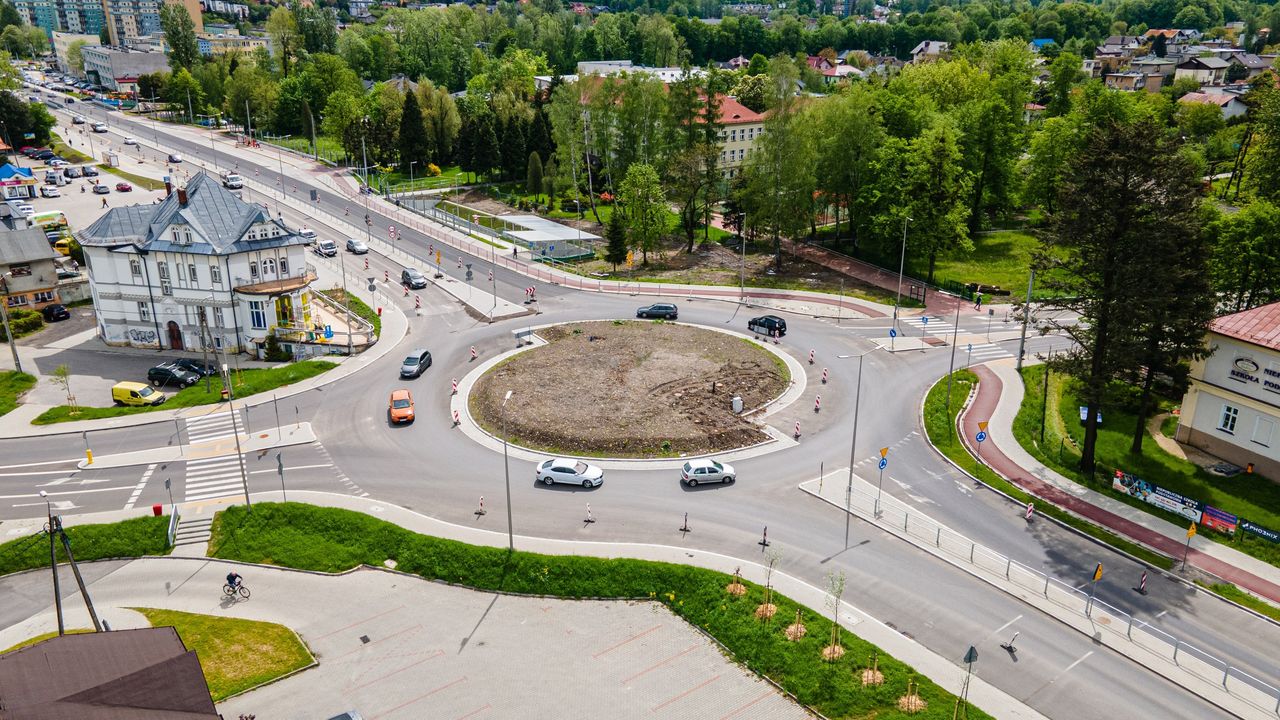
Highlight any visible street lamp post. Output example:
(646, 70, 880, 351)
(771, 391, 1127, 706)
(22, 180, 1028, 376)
(844, 350, 868, 547)
(1016, 270, 1036, 371)
(408, 160, 418, 197)
(893, 216, 911, 331)
(223, 363, 252, 509)
(501, 390, 514, 550)
(0, 275, 23, 373)
(39, 490, 64, 636)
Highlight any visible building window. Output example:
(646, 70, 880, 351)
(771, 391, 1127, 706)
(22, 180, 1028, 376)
(33, 290, 54, 303)
(176, 263, 185, 281)
(249, 261, 258, 278)
(157, 261, 169, 280)
(9, 264, 30, 277)
(249, 300, 266, 329)
(263, 258, 276, 276)
(1253, 417, 1275, 447)
(1219, 405, 1239, 434)
(188, 264, 197, 283)
(138, 301, 149, 321)
(213, 307, 224, 328)
(130, 258, 142, 276)
(210, 264, 222, 284)
(279, 257, 289, 275)
(161, 281, 173, 296)
(6, 295, 27, 307)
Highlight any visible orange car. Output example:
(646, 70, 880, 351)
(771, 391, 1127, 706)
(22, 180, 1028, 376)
(389, 389, 415, 423)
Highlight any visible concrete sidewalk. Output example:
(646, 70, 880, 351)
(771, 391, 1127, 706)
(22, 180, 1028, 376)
(964, 359, 1280, 606)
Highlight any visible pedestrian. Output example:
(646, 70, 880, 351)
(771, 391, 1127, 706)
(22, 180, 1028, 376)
(101, 197, 107, 208)
(512, 246, 518, 258)
(973, 292, 983, 311)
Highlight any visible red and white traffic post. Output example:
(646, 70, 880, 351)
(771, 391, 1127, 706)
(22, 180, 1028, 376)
(451, 378, 458, 395)
(1025, 502, 1034, 521)
(452, 409, 460, 426)
(814, 395, 821, 413)
(808, 349, 815, 365)
(470, 346, 477, 361)
(821, 368, 828, 384)
(793, 421, 801, 439)
(363, 258, 368, 271)
(414, 294, 421, 310)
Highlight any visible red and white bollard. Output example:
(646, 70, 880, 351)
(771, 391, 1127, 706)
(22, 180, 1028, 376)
(452, 409, 460, 426)
(808, 349, 815, 365)
(814, 395, 821, 413)
(1025, 502, 1034, 521)
(470, 346, 477, 361)
(384, 270, 389, 283)
(414, 294, 421, 310)
(451, 378, 458, 395)
(363, 258, 369, 271)
(429, 244, 434, 256)
(821, 367, 828, 384)
(403, 285, 409, 297)
(488, 268, 493, 283)
(794, 421, 801, 439)
(585, 504, 595, 524)
(1137, 570, 1148, 595)
(457, 257, 463, 269)
(476, 496, 486, 516)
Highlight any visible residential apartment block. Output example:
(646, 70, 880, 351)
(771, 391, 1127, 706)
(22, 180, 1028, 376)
(12, 0, 104, 36)
(102, 0, 201, 47)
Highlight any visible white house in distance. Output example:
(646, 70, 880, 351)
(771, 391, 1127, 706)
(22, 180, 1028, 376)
(1176, 302, 1280, 478)
(78, 172, 316, 356)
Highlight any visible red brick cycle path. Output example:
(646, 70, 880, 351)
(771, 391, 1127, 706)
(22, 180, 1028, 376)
(961, 365, 1280, 605)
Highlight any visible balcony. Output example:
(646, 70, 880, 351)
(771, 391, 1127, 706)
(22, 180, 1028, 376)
(233, 264, 317, 296)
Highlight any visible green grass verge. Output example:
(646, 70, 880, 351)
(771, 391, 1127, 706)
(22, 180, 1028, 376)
(32, 360, 336, 425)
(1160, 413, 1180, 439)
(318, 288, 380, 336)
(1, 628, 94, 654)
(0, 372, 36, 416)
(925, 370, 1174, 570)
(0, 515, 170, 576)
(209, 502, 993, 720)
(1013, 365, 1280, 568)
(49, 138, 92, 164)
(96, 164, 166, 191)
(1195, 581, 1280, 622)
(132, 607, 314, 701)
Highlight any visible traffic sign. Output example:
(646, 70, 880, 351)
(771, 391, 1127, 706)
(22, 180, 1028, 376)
(388, 224, 397, 239)
(877, 457, 888, 471)
(967, 343, 972, 352)
(889, 328, 897, 338)
(975, 430, 987, 443)
(922, 316, 929, 325)
(435, 250, 441, 265)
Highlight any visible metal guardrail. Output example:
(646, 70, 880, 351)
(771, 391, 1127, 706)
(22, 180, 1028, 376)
(165, 504, 180, 547)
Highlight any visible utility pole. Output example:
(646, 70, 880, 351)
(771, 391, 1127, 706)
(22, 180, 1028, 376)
(893, 216, 911, 331)
(844, 352, 865, 548)
(223, 364, 251, 509)
(1016, 270, 1035, 371)
(0, 276, 23, 373)
(40, 491, 64, 636)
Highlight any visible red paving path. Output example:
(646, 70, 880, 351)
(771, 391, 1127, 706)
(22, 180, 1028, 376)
(962, 365, 1280, 605)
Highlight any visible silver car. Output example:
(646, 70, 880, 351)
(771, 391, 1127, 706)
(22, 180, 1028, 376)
(681, 459, 735, 486)
(346, 238, 368, 254)
(537, 458, 604, 488)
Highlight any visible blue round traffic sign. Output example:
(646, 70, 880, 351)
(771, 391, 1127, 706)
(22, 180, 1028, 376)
(878, 457, 888, 471)
(922, 316, 929, 325)
(976, 430, 988, 443)
(889, 328, 898, 338)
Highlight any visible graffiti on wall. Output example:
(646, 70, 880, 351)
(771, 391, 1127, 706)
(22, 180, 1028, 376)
(128, 329, 158, 345)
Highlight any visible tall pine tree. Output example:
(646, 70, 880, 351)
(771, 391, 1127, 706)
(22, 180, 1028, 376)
(398, 91, 430, 174)
(526, 151, 543, 202)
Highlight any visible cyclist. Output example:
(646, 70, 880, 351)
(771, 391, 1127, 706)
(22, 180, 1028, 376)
(226, 571, 242, 590)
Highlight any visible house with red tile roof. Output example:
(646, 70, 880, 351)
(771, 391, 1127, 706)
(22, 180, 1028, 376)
(1176, 302, 1280, 478)
(1178, 91, 1248, 119)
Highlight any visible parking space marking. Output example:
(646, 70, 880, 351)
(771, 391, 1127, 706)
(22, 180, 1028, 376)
(313, 605, 406, 641)
(351, 653, 444, 692)
(122, 463, 157, 510)
(454, 705, 491, 720)
(621, 643, 700, 684)
(652, 674, 720, 712)
(592, 624, 662, 658)
(369, 676, 467, 720)
(720, 689, 775, 720)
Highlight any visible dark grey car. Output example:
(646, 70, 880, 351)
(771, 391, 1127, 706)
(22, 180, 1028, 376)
(636, 303, 678, 320)
(400, 348, 432, 378)
(401, 268, 428, 289)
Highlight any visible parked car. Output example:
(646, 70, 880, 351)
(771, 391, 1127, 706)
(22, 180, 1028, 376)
(536, 458, 604, 488)
(167, 153, 182, 163)
(92, 183, 109, 194)
(313, 238, 337, 257)
(636, 303, 678, 320)
(71, 114, 85, 124)
(32, 149, 55, 160)
(345, 238, 368, 254)
(146, 363, 199, 388)
(55, 267, 79, 280)
(82, 166, 98, 177)
(122, 137, 137, 145)
(91, 123, 107, 133)
(63, 97, 74, 104)
(221, 173, 243, 189)
(111, 381, 166, 406)
(170, 358, 218, 377)
(680, 459, 736, 486)
(40, 304, 70, 322)
(401, 268, 428, 289)
(297, 227, 317, 242)
(400, 348, 432, 378)
(63, 166, 82, 178)
(748, 315, 787, 338)
(389, 389, 415, 423)
(39, 185, 60, 198)
(47, 158, 68, 167)
(15, 204, 34, 217)
(114, 182, 132, 192)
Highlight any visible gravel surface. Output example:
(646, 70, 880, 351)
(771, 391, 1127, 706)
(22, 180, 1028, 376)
(470, 320, 787, 457)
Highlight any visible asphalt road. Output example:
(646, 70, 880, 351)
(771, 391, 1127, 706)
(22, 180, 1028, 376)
(3, 96, 1272, 719)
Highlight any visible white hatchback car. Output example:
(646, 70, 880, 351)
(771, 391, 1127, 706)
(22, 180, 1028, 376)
(681, 459, 735, 486)
(536, 458, 604, 488)
(122, 137, 137, 145)
(39, 185, 61, 197)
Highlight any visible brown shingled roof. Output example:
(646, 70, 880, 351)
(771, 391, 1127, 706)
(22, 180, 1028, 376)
(1210, 302, 1280, 351)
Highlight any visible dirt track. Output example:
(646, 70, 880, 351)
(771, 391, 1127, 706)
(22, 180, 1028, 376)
(469, 321, 788, 457)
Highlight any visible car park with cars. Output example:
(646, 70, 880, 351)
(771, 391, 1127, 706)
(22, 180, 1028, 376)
(636, 303, 678, 320)
(82, 166, 98, 177)
(536, 458, 605, 487)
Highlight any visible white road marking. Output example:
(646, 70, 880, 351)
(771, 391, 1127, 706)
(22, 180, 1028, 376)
(0, 469, 83, 477)
(247, 463, 333, 474)
(0, 458, 82, 470)
(123, 464, 157, 510)
(1155, 610, 1168, 619)
(3, 485, 134, 500)
(1062, 651, 1094, 674)
(994, 615, 1022, 635)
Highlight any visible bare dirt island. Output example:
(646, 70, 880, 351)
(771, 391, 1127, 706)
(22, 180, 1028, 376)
(470, 320, 790, 457)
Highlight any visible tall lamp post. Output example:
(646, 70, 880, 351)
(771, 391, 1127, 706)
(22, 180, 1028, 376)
(408, 160, 418, 197)
(0, 274, 23, 373)
(39, 490, 64, 636)
(501, 390, 514, 550)
(843, 347, 874, 547)
(893, 216, 911, 331)
(223, 363, 252, 509)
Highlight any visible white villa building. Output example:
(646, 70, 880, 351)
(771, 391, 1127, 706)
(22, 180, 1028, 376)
(78, 172, 316, 356)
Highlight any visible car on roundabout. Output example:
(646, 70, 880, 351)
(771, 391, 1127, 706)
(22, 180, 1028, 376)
(680, 458, 735, 486)
(536, 458, 604, 488)
(636, 302, 678, 320)
(389, 389, 415, 423)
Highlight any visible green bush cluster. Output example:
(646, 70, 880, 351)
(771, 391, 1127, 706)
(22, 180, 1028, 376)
(0, 309, 43, 341)
(0, 515, 170, 576)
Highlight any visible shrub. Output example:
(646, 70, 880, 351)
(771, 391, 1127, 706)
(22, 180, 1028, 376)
(263, 334, 292, 362)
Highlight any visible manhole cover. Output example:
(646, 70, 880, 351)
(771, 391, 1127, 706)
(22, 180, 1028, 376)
(259, 433, 269, 439)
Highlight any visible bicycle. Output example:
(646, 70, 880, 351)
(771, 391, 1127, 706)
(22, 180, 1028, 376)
(222, 583, 251, 599)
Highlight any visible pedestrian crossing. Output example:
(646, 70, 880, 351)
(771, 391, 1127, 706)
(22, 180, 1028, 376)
(182, 455, 248, 502)
(900, 315, 957, 336)
(963, 342, 1015, 364)
(183, 410, 240, 444)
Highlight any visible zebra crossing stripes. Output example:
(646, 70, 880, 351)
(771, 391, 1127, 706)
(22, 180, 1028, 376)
(901, 316, 956, 336)
(965, 343, 1014, 363)
(182, 410, 240, 444)
(182, 455, 248, 502)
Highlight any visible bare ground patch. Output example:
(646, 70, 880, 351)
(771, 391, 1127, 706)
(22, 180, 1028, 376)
(469, 321, 788, 457)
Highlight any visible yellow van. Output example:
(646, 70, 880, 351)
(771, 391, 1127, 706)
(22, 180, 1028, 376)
(52, 239, 73, 256)
(111, 381, 167, 406)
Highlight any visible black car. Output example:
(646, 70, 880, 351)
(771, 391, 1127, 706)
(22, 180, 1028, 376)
(40, 304, 70, 322)
(32, 150, 55, 160)
(82, 166, 99, 177)
(170, 358, 218, 377)
(401, 268, 428, 289)
(748, 315, 787, 338)
(147, 363, 199, 388)
(636, 303, 678, 320)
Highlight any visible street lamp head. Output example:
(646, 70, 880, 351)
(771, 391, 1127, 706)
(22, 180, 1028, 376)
(504, 390, 513, 402)
(39, 490, 47, 498)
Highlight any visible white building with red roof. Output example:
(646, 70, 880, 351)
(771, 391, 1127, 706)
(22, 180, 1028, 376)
(716, 96, 764, 180)
(1177, 302, 1280, 476)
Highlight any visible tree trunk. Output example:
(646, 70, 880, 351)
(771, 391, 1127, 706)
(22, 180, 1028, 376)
(927, 252, 937, 285)
(774, 231, 782, 273)
(1130, 363, 1157, 455)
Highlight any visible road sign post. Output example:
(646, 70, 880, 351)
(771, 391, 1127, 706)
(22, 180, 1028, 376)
(875, 448, 889, 517)
(975, 422, 988, 465)
(1183, 522, 1196, 570)
(889, 327, 897, 352)
(1087, 562, 1103, 615)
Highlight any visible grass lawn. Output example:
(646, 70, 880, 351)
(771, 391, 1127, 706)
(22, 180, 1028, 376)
(0, 515, 171, 576)
(1197, 581, 1280, 622)
(849, 230, 1052, 298)
(262, 134, 348, 164)
(1013, 366, 1280, 568)
(97, 165, 166, 191)
(210, 502, 993, 720)
(50, 137, 92, 164)
(1, 629, 94, 654)
(32, 360, 336, 425)
(319, 289, 380, 336)
(926, 370, 1174, 569)
(0, 372, 36, 416)
(132, 607, 314, 701)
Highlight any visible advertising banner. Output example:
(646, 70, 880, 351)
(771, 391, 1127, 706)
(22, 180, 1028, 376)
(1112, 470, 1204, 523)
(1200, 505, 1239, 534)
(1242, 520, 1280, 544)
